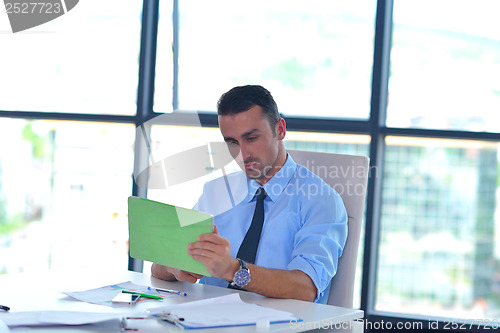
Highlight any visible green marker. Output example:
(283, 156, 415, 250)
(122, 290, 163, 300)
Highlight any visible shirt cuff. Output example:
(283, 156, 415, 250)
(287, 254, 332, 302)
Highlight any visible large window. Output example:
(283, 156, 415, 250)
(154, 0, 377, 119)
(375, 0, 500, 324)
(0, 0, 142, 115)
(0, 0, 142, 274)
(378, 137, 500, 319)
(387, 0, 500, 132)
(2, 1, 500, 331)
(0, 119, 134, 273)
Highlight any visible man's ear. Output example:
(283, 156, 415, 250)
(276, 118, 286, 140)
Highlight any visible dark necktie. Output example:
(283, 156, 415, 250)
(236, 187, 267, 264)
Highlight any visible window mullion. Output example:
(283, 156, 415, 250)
(361, 0, 394, 315)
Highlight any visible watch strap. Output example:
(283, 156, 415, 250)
(229, 258, 250, 288)
(238, 258, 248, 271)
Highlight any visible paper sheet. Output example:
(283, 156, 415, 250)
(0, 318, 9, 332)
(148, 293, 300, 329)
(63, 281, 171, 306)
(0, 311, 121, 327)
(128, 196, 213, 276)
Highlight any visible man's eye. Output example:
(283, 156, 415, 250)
(248, 136, 257, 141)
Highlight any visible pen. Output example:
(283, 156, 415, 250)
(148, 286, 187, 296)
(122, 290, 163, 300)
(0, 305, 9, 312)
(157, 313, 185, 330)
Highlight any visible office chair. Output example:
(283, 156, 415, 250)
(288, 150, 369, 308)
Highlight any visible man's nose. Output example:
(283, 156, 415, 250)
(227, 145, 244, 164)
(239, 143, 251, 161)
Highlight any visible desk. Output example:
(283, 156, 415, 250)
(0, 270, 363, 332)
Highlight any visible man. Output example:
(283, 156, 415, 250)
(152, 85, 347, 303)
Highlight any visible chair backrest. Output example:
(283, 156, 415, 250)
(288, 150, 369, 308)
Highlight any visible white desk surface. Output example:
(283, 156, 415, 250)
(0, 270, 363, 332)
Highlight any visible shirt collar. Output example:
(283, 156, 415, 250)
(246, 153, 297, 202)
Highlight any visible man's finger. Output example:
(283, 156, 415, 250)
(197, 232, 227, 244)
(189, 272, 204, 279)
(188, 240, 218, 252)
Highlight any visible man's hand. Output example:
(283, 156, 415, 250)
(170, 267, 204, 283)
(151, 263, 203, 283)
(187, 226, 239, 281)
(186, 226, 317, 302)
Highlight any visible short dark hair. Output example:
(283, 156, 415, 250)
(217, 85, 281, 131)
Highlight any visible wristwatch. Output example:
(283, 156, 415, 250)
(231, 258, 251, 288)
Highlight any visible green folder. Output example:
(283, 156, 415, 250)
(128, 196, 213, 276)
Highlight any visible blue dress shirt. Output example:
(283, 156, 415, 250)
(194, 154, 347, 303)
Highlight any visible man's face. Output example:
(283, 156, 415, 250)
(219, 105, 285, 185)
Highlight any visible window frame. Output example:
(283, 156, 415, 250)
(1, 0, 500, 331)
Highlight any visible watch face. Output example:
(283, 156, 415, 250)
(234, 269, 250, 287)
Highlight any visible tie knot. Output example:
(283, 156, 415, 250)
(255, 187, 267, 201)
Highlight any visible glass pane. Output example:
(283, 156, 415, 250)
(145, 123, 369, 308)
(0, 119, 134, 273)
(155, 0, 376, 119)
(285, 132, 370, 157)
(0, 1, 142, 115)
(154, 0, 174, 113)
(377, 136, 500, 319)
(387, 0, 500, 132)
